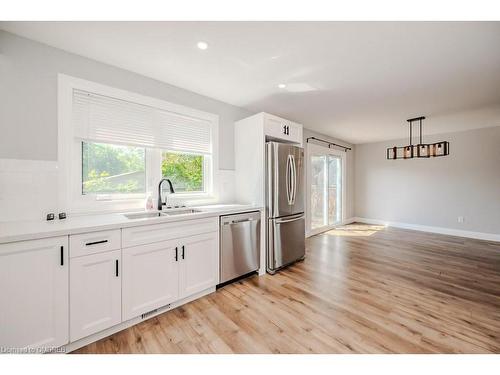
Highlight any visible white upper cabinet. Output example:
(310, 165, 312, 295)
(234, 112, 303, 207)
(70, 249, 122, 342)
(0, 236, 69, 350)
(179, 232, 219, 298)
(264, 113, 303, 145)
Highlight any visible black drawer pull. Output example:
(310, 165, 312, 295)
(175, 247, 178, 261)
(85, 239, 108, 246)
(60, 246, 64, 266)
(115, 259, 119, 277)
(181, 245, 185, 260)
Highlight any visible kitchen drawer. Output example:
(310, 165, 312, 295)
(69, 229, 121, 258)
(122, 217, 218, 248)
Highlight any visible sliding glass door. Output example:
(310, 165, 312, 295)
(307, 144, 344, 235)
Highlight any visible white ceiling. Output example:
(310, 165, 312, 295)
(2, 21, 500, 144)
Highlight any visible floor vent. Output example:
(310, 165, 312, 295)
(141, 304, 171, 320)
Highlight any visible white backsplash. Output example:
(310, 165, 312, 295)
(0, 159, 59, 222)
(217, 169, 236, 203)
(0, 158, 237, 223)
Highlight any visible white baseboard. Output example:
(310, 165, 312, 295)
(353, 217, 500, 242)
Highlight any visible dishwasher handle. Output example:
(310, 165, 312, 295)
(221, 212, 261, 226)
(222, 218, 257, 226)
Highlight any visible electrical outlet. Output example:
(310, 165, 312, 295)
(457, 216, 465, 223)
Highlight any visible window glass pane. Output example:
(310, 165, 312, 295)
(310, 155, 328, 229)
(328, 155, 342, 225)
(161, 152, 204, 193)
(82, 142, 145, 195)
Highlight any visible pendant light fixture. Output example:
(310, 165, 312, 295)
(386, 116, 449, 160)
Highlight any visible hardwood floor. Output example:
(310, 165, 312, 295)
(73, 224, 500, 354)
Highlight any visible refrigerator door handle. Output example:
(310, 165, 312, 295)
(275, 214, 303, 224)
(290, 154, 296, 205)
(286, 154, 293, 205)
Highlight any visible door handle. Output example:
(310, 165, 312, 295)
(115, 259, 119, 277)
(60, 246, 64, 266)
(175, 246, 178, 261)
(181, 245, 185, 260)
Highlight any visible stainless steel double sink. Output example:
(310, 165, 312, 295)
(124, 209, 201, 220)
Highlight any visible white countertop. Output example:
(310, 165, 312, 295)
(0, 204, 262, 245)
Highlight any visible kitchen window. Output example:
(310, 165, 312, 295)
(58, 74, 219, 212)
(161, 151, 206, 193)
(82, 141, 146, 196)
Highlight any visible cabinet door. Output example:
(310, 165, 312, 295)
(265, 115, 290, 140)
(286, 121, 303, 144)
(264, 114, 303, 144)
(122, 240, 179, 321)
(179, 232, 218, 299)
(0, 236, 69, 351)
(70, 250, 121, 341)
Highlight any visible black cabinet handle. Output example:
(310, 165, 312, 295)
(85, 239, 108, 246)
(181, 245, 185, 260)
(175, 247, 178, 261)
(283, 125, 287, 134)
(60, 246, 64, 266)
(115, 259, 119, 277)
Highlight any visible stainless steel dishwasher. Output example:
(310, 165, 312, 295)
(220, 211, 261, 284)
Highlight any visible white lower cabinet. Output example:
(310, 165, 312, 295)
(0, 216, 223, 349)
(179, 232, 219, 298)
(122, 230, 218, 321)
(122, 239, 179, 321)
(70, 249, 122, 341)
(0, 236, 69, 350)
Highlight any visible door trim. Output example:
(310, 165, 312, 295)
(305, 142, 346, 237)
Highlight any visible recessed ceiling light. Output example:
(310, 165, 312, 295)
(278, 84, 287, 89)
(197, 41, 208, 50)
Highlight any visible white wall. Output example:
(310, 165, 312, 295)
(0, 30, 251, 221)
(302, 128, 355, 220)
(354, 126, 500, 236)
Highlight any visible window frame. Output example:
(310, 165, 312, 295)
(305, 142, 346, 238)
(58, 74, 219, 214)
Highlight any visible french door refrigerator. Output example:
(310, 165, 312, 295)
(266, 141, 305, 273)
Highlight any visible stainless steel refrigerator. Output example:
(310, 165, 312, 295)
(266, 141, 305, 274)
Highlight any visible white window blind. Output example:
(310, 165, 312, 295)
(72, 89, 213, 154)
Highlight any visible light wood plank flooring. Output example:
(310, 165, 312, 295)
(73, 224, 500, 353)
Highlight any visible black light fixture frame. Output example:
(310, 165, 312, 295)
(386, 116, 450, 160)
